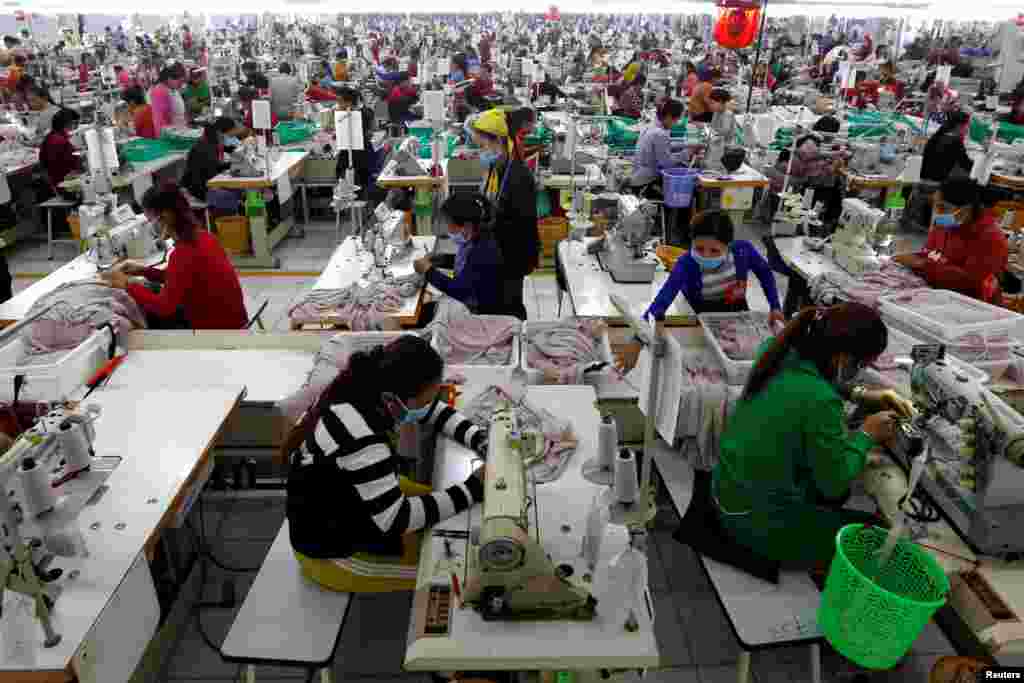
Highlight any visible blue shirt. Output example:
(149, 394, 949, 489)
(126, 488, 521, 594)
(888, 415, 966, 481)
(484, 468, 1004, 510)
(646, 240, 781, 318)
(425, 236, 503, 314)
(631, 121, 685, 186)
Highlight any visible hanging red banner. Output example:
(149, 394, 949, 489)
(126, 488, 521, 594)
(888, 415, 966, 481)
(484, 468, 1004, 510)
(713, 0, 762, 49)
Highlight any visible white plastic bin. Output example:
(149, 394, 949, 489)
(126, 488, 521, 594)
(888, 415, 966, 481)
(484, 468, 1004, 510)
(432, 315, 520, 369)
(861, 326, 989, 396)
(521, 320, 614, 385)
(879, 289, 1023, 342)
(698, 311, 774, 385)
(0, 328, 113, 402)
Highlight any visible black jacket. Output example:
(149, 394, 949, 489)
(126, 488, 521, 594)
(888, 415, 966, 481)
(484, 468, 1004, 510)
(489, 159, 540, 280)
(921, 131, 972, 182)
(183, 140, 230, 201)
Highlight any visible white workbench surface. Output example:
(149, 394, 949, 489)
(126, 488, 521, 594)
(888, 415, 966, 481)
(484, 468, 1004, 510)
(772, 236, 844, 282)
(0, 384, 243, 679)
(697, 164, 769, 189)
(405, 385, 660, 671)
(60, 153, 187, 193)
(558, 239, 693, 325)
(0, 250, 167, 325)
(208, 149, 311, 190)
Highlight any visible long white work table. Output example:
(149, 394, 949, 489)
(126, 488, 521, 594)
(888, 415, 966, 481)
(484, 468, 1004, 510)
(0, 383, 244, 683)
(405, 384, 660, 671)
(558, 238, 693, 325)
(293, 235, 436, 329)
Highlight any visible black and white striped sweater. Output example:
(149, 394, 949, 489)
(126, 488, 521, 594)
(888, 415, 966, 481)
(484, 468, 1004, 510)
(287, 397, 486, 560)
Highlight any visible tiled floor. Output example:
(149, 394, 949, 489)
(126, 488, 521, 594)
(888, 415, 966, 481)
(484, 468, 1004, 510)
(3, 218, 969, 682)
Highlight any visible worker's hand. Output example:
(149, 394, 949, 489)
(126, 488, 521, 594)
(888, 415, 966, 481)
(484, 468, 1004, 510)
(614, 349, 638, 375)
(892, 253, 926, 271)
(862, 410, 900, 444)
(862, 388, 917, 419)
(413, 256, 432, 275)
(99, 269, 131, 290)
(769, 310, 785, 329)
(831, 158, 845, 173)
(114, 259, 146, 275)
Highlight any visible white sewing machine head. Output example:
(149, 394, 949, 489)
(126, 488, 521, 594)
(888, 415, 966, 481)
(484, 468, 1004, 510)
(463, 401, 597, 621)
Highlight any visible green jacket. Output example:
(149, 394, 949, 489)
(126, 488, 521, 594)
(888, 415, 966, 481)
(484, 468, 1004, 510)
(712, 339, 875, 565)
(183, 82, 211, 111)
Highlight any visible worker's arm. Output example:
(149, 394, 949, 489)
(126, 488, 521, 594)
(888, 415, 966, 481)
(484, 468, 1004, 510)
(127, 248, 189, 317)
(922, 229, 1009, 300)
(804, 393, 873, 500)
(645, 256, 694, 321)
(419, 399, 487, 452)
(745, 244, 782, 311)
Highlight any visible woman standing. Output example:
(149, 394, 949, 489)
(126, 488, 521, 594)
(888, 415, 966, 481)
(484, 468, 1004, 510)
(148, 65, 186, 136)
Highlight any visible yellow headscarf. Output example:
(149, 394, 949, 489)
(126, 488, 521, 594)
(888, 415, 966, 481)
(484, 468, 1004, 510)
(623, 62, 641, 84)
(473, 109, 511, 195)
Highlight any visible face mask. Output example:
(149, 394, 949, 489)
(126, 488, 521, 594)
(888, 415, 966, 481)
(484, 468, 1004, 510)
(223, 135, 240, 147)
(480, 150, 499, 168)
(692, 251, 725, 271)
(934, 213, 960, 229)
(384, 393, 433, 425)
(450, 231, 468, 247)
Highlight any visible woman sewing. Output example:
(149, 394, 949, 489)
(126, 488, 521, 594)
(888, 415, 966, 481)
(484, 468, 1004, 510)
(413, 194, 503, 320)
(713, 303, 913, 567)
(687, 66, 723, 123)
(285, 335, 486, 593)
(646, 211, 784, 324)
(102, 183, 248, 330)
(920, 111, 972, 182)
(893, 177, 1008, 304)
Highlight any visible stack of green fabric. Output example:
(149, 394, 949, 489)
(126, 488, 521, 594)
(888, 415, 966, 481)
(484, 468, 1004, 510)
(121, 138, 173, 163)
(159, 129, 201, 151)
(275, 121, 318, 145)
(970, 118, 1024, 145)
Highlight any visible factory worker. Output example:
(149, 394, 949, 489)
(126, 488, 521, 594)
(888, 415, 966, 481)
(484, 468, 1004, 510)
(25, 84, 58, 138)
(687, 65, 723, 123)
(713, 303, 915, 567)
(334, 87, 377, 202)
(893, 177, 1008, 304)
(284, 335, 486, 593)
(182, 68, 211, 118)
(646, 211, 783, 324)
(103, 183, 247, 330)
(148, 65, 186, 136)
(123, 87, 156, 139)
(614, 73, 645, 120)
(920, 111, 972, 183)
(182, 123, 230, 202)
(1005, 93, 1024, 126)
(413, 194, 504, 321)
(469, 108, 540, 320)
(40, 108, 82, 199)
(630, 98, 686, 190)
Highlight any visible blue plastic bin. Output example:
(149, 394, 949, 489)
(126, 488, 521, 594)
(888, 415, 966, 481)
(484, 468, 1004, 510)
(662, 168, 699, 208)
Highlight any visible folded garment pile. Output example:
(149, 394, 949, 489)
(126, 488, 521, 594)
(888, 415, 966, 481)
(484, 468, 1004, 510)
(702, 313, 772, 361)
(810, 262, 926, 309)
(288, 274, 423, 330)
(432, 314, 519, 366)
(525, 318, 608, 384)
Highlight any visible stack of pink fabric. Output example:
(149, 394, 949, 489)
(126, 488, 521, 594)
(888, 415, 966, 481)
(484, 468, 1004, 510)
(23, 282, 146, 357)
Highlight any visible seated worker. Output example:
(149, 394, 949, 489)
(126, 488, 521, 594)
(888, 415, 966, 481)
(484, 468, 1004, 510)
(182, 123, 231, 201)
(893, 177, 1008, 304)
(614, 73, 645, 120)
(123, 86, 157, 139)
(386, 73, 419, 129)
(677, 62, 698, 97)
(413, 194, 503, 321)
(630, 98, 686, 190)
(375, 57, 404, 84)
(284, 335, 486, 593)
(646, 211, 784, 324)
(769, 134, 844, 225)
(25, 84, 59, 139)
(182, 68, 211, 118)
(334, 87, 378, 202)
(1005, 94, 1024, 126)
(215, 116, 245, 152)
(713, 303, 913, 568)
(333, 50, 349, 82)
(40, 108, 82, 198)
(4, 54, 25, 92)
(465, 64, 496, 110)
(921, 111, 971, 182)
(102, 183, 248, 330)
(115, 64, 133, 88)
(688, 66, 724, 123)
(531, 73, 568, 104)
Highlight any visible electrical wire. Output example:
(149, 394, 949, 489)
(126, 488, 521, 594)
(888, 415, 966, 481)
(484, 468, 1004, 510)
(190, 493, 262, 573)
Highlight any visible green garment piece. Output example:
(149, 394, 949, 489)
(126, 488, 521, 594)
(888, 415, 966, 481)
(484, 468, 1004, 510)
(183, 82, 211, 109)
(712, 339, 875, 566)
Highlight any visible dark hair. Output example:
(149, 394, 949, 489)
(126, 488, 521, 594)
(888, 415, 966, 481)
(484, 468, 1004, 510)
(279, 336, 443, 460)
(279, 63, 292, 75)
(238, 86, 257, 102)
(252, 74, 269, 90)
(336, 86, 360, 104)
(812, 115, 840, 134)
(51, 108, 79, 133)
(337, 49, 348, 60)
(934, 110, 970, 138)
(690, 211, 734, 244)
(657, 98, 684, 120)
(141, 182, 200, 242)
(214, 116, 237, 133)
(158, 66, 178, 83)
(202, 122, 222, 145)
(440, 193, 493, 238)
(796, 133, 822, 150)
(743, 303, 887, 399)
(123, 86, 146, 107)
(940, 177, 992, 222)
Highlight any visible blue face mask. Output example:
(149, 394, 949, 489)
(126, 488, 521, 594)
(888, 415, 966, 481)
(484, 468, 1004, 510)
(223, 135, 240, 147)
(385, 393, 434, 425)
(934, 213, 960, 229)
(450, 231, 468, 247)
(479, 150, 499, 168)
(692, 252, 725, 271)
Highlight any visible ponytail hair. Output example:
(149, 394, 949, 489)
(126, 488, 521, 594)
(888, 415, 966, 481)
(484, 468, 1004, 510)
(657, 98, 684, 121)
(439, 193, 493, 240)
(279, 335, 443, 462)
(742, 303, 887, 400)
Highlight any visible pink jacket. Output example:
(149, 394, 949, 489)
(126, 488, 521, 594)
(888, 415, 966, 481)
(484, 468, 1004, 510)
(149, 83, 173, 135)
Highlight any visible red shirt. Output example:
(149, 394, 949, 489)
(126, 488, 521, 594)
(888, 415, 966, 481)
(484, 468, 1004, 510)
(78, 64, 90, 88)
(920, 209, 1008, 303)
(40, 130, 80, 190)
(134, 105, 157, 139)
(128, 231, 248, 329)
(305, 84, 337, 101)
(472, 77, 495, 97)
(387, 84, 417, 104)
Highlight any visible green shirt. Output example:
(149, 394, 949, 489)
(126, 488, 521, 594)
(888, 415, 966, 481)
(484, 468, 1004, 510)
(183, 82, 211, 109)
(712, 339, 874, 565)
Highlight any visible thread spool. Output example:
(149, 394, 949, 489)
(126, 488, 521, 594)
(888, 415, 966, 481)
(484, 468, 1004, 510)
(582, 415, 617, 485)
(19, 458, 56, 518)
(614, 448, 639, 506)
(58, 422, 93, 474)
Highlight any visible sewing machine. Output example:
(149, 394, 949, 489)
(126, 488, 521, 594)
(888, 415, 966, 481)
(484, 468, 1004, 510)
(990, 141, 1024, 177)
(830, 198, 884, 275)
(849, 141, 882, 175)
(82, 204, 165, 268)
(463, 402, 597, 621)
(593, 195, 656, 284)
(0, 403, 114, 651)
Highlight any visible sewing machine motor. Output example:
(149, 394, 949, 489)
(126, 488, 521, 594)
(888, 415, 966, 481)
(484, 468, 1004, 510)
(463, 404, 597, 621)
(831, 198, 884, 275)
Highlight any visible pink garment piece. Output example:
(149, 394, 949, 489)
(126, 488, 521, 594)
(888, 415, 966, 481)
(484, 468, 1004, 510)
(288, 284, 404, 330)
(810, 262, 927, 309)
(23, 281, 147, 356)
(703, 315, 771, 361)
(526, 319, 607, 384)
(436, 316, 519, 365)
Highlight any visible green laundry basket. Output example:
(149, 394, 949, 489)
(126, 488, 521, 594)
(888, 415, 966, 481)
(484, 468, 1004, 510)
(818, 524, 949, 670)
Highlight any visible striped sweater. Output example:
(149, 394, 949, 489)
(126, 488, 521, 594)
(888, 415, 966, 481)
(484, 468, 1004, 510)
(287, 397, 486, 560)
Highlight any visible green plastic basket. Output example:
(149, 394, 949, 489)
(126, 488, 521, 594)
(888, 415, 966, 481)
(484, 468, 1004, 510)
(120, 139, 173, 163)
(275, 121, 317, 145)
(159, 131, 199, 151)
(819, 524, 948, 670)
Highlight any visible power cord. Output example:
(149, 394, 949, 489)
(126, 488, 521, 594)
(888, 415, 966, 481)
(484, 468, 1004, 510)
(900, 488, 941, 524)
